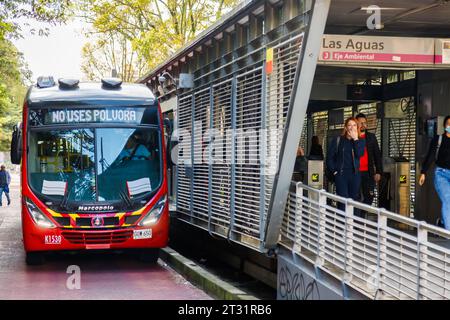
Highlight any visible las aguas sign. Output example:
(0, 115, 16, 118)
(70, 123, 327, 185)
(319, 34, 435, 66)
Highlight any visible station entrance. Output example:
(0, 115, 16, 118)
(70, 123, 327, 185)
(296, 64, 450, 226)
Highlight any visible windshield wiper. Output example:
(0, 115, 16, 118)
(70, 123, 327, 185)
(119, 189, 133, 209)
(59, 186, 70, 211)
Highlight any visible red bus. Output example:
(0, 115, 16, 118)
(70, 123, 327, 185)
(11, 77, 170, 265)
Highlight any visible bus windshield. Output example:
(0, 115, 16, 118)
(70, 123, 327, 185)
(28, 127, 161, 206)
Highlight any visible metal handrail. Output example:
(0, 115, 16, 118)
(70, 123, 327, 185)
(280, 181, 450, 300)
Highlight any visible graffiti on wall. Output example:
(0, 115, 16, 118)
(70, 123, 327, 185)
(279, 264, 320, 300)
(277, 254, 343, 300)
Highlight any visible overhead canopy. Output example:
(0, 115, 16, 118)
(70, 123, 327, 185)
(326, 0, 450, 37)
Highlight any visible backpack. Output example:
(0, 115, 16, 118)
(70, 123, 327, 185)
(325, 136, 341, 183)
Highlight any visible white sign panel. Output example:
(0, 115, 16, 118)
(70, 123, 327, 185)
(42, 180, 67, 196)
(435, 39, 450, 64)
(127, 177, 152, 196)
(319, 35, 435, 66)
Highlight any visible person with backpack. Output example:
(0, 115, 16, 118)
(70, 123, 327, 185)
(419, 115, 450, 230)
(0, 165, 11, 206)
(326, 117, 366, 213)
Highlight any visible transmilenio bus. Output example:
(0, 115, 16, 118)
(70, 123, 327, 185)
(11, 77, 170, 265)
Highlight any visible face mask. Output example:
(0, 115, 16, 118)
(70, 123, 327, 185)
(446, 126, 450, 134)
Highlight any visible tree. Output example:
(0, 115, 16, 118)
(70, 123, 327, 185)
(0, 0, 72, 39)
(78, 0, 239, 78)
(0, 0, 71, 151)
(0, 37, 27, 150)
(81, 32, 150, 81)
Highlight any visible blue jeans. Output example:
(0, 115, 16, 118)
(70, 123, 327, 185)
(335, 169, 361, 215)
(0, 186, 10, 206)
(434, 167, 450, 230)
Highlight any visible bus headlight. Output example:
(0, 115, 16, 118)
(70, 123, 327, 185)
(25, 198, 56, 229)
(138, 196, 166, 227)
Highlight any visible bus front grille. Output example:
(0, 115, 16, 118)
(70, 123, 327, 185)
(61, 230, 132, 245)
(75, 217, 120, 227)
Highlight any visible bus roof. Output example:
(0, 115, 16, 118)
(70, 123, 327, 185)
(27, 82, 156, 107)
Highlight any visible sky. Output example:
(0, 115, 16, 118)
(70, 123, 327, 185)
(12, 18, 90, 84)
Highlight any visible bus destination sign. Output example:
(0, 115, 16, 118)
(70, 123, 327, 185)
(51, 109, 138, 123)
(29, 107, 156, 126)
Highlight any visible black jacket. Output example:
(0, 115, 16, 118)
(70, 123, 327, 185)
(360, 131, 383, 176)
(421, 134, 450, 174)
(326, 136, 365, 174)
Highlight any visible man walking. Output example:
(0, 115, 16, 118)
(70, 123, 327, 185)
(355, 114, 383, 211)
(0, 165, 11, 206)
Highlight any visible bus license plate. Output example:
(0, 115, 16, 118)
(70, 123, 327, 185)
(133, 229, 152, 240)
(45, 235, 62, 245)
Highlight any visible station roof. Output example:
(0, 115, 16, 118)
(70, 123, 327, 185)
(27, 82, 156, 106)
(326, 0, 450, 37)
(138, 0, 450, 84)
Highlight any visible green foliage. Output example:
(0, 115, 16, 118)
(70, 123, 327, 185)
(78, 0, 239, 80)
(81, 31, 150, 81)
(0, 38, 26, 151)
(0, 0, 72, 39)
(0, 0, 72, 151)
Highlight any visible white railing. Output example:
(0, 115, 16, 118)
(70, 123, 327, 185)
(280, 182, 450, 300)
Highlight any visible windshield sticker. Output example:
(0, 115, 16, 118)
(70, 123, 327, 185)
(42, 180, 67, 196)
(127, 178, 152, 196)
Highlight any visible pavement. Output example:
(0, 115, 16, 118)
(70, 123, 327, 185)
(0, 173, 212, 300)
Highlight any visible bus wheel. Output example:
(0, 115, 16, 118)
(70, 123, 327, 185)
(139, 248, 159, 263)
(26, 252, 45, 266)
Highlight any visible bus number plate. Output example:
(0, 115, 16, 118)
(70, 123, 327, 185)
(45, 235, 62, 245)
(133, 229, 152, 240)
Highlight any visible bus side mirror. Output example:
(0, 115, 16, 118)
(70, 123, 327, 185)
(10, 123, 22, 165)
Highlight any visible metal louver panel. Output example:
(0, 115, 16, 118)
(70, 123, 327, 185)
(210, 79, 232, 231)
(265, 34, 304, 220)
(192, 87, 211, 223)
(177, 94, 193, 216)
(174, 31, 306, 251)
(235, 67, 263, 241)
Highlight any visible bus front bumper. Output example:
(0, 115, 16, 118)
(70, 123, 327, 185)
(22, 211, 169, 252)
